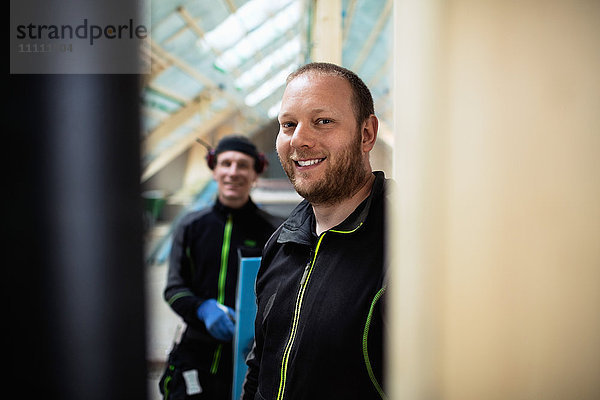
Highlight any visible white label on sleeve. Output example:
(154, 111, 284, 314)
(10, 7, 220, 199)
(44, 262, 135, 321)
(182, 369, 203, 395)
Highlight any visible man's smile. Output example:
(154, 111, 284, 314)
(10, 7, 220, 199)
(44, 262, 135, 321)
(294, 157, 326, 167)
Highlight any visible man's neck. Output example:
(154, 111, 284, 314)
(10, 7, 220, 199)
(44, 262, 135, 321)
(218, 195, 250, 210)
(312, 172, 375, 236)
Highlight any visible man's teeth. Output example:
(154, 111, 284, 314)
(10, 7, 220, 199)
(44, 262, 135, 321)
(297, 158, 323, 167)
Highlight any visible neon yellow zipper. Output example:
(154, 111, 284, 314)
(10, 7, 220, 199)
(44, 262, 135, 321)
(210, 213, 233, 374)
(363, 286, 387, 399)
(276, 222, 363, 400)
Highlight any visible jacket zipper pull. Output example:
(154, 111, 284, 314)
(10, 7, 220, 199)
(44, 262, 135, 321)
(300, 263, 310, 286)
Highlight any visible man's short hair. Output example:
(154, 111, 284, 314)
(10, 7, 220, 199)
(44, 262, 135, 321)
(286, 62, 375, 124)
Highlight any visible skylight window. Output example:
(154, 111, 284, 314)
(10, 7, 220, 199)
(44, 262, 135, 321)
(236, 0, 290, 32)
(244, 64, 296, 107)
(202, 0, 301, 73)
(203, 20, 245, 51)
(234, 35, 301, 90)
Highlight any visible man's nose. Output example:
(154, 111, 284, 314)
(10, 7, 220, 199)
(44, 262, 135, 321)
(290, 122, 315, 149)
(224, 163, 241, 175)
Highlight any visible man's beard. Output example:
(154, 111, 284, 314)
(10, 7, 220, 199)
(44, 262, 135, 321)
(279, 131, 366, 206)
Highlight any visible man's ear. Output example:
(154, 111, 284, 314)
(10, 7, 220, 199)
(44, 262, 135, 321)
(361, 114, 379, 152)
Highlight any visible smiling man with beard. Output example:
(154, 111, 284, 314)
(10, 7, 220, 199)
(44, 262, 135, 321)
(242, 63, 390, 400)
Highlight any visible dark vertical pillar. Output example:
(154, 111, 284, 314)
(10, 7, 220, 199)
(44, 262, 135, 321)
(8, 23, 148, 400)
(9, 73, 147, 400)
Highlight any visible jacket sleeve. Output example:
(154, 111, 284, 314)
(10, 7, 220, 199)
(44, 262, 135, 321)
(240, 339, 260, 400)
(163, 218, 205, 329)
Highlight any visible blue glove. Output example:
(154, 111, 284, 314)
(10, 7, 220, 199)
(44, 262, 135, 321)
(197, 299, 236, 341)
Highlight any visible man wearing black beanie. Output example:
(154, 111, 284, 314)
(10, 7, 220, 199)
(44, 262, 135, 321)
(160, 134, 283, 399)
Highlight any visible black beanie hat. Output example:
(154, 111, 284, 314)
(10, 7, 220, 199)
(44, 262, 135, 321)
(214, 135, 261, 172)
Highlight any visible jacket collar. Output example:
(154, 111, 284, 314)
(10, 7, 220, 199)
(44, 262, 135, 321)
(277, 171, 387, 245)
(213, 197, 258, 217)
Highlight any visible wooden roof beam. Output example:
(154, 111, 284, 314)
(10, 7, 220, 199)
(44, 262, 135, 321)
(311, 0, 342, 64)
(141, 107, 237, 182)
(143, 92, 211, 154)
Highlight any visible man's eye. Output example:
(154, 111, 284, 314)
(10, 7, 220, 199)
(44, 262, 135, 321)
(317, 119, 333, 124)
(281, 122, 296, 129)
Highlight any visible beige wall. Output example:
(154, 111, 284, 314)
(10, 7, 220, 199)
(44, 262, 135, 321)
(390, 1, 600, 399)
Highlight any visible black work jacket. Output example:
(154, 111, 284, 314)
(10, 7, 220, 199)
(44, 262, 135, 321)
(243, 171, 389, 400)
(164, 198, 282, 374)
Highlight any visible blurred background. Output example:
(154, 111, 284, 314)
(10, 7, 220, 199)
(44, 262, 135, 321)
(9, 0, 599, 399)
